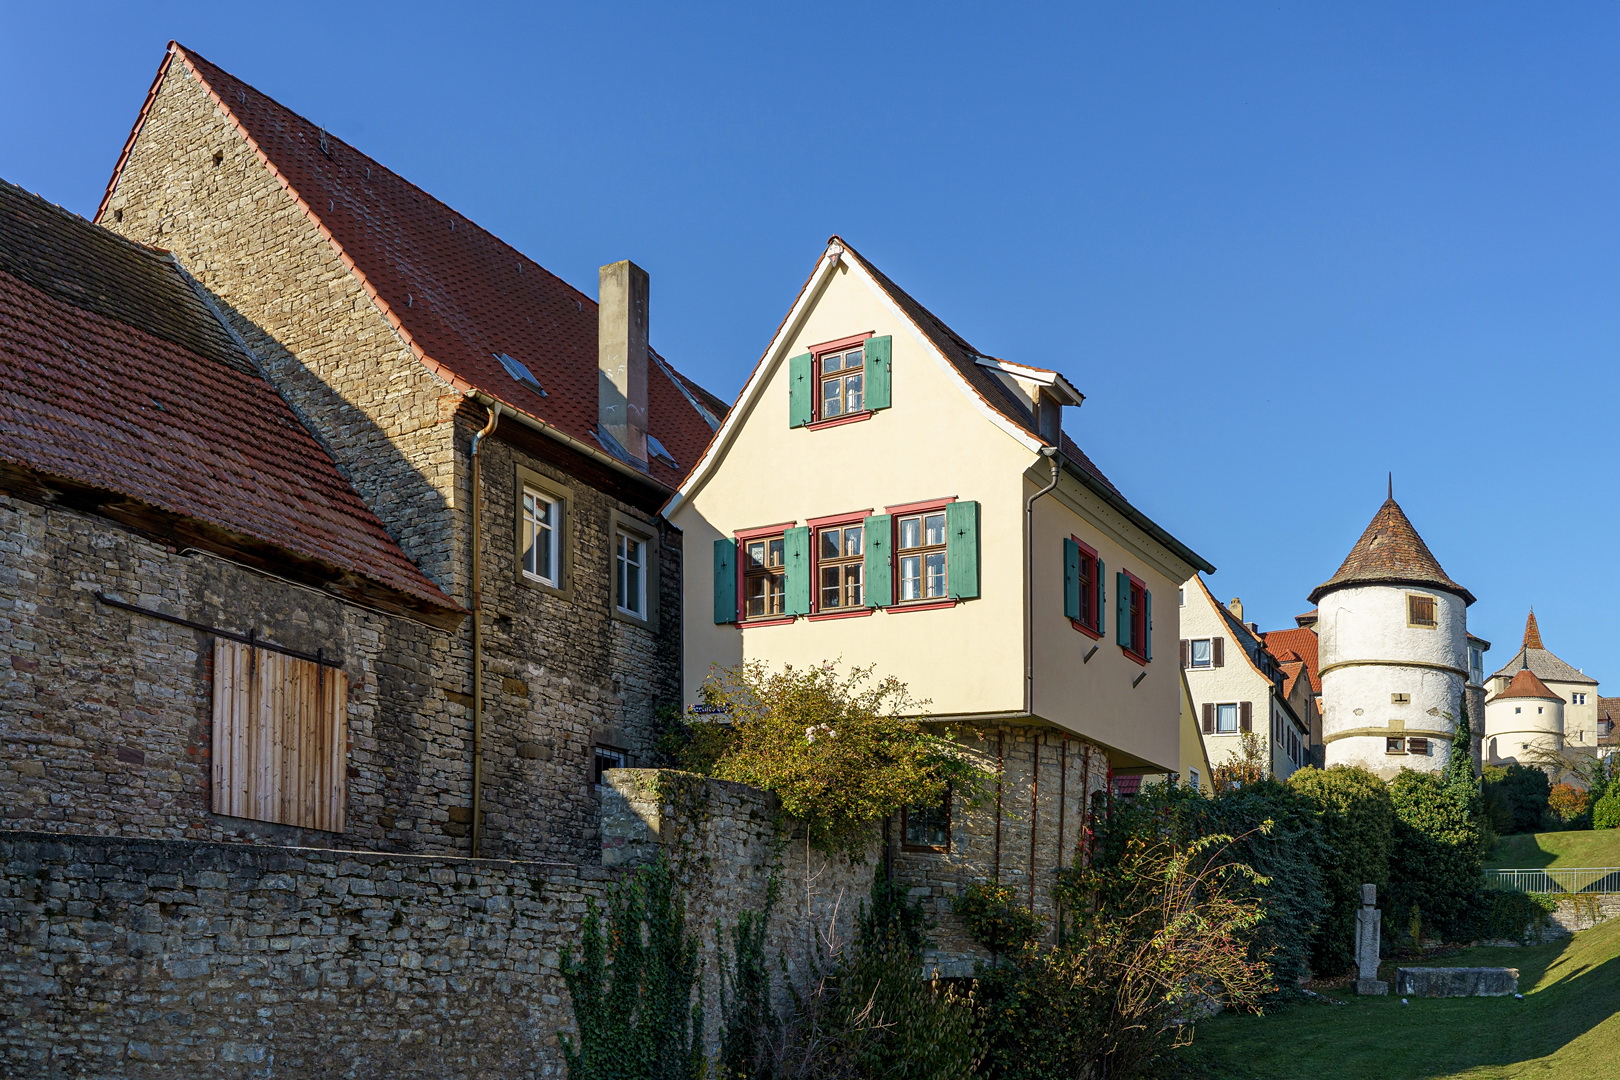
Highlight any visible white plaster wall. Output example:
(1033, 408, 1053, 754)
(1319, 584, 1466, 777)
(1485, 693, 1564, 764)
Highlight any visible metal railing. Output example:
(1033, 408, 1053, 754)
(1486, 868, 1620, 894)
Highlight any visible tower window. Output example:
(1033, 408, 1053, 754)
(1407, 737, 1430, 755)
(1407, 594, 1437, 628)
(1573, 693, 1588, 705)
(1386, 737, 1406, 755)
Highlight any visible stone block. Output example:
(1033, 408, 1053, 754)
(1394, 967, 1519, 997)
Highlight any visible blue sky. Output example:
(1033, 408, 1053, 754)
(4, 1, 1617, 677)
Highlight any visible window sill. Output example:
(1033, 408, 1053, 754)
(900, 845, 949, 854)
(808, 608, 875, 622)
(1070, 619, 1102, 640)
(805, 411, 873, 431)
(886, 599, 960, 615)
(740, 616, 796, 628)
(612, 607, 654, 630)
(1121, 647, 1149, 666)
(518, 572, 571, 600)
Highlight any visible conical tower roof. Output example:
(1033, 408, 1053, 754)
(1522, 609, 1544, 650)
(1490, 667, 1561, 702)
(1308, 497, 1475, 605)
(1488, 608, 1596, 685)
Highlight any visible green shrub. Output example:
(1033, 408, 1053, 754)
(561, 859, 704, 1080)
(1594, 785, 1620, 830)
(1478, 888, 1559, 943)
(951, 882, 1044, 957)
(1288, 765, 1394, 975)
(1386, 769, 1485, 944)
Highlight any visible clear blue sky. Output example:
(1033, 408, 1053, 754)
(4, 1, 1617, 678)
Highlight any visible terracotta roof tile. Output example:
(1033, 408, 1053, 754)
(1261, 626, 1321, 695)
(1487, 608, 1596, 685)
(1491, 668, 1561, 702)
(1308, 497, 1474, 605)
(152, 45, 721, 489)
(0, 179, 460, 623)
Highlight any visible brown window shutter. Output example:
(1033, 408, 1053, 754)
(1180, 639, 1191, 668)
(1213, 637, 1225, 667)
(1202, 702, 1215, 733)
(1239, 701, 1253, 732)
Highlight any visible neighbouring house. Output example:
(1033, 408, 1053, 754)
(1597, 697, 1619, 758)
(1485, 610, 1602, 772)
(92, 43, 724, 862)
(664, 236, 1212, 972)
(1311, 494, 1478, 778)
(1179, 579, 1313, 780)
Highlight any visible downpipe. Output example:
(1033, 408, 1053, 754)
(469, 402, 501, 858)
(1024, 446, 1062, 718)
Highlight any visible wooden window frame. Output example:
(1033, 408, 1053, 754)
(737, 525, 791, 625)
(807, 332, 875, 429)
(893, 501, 952, 607)
(611, 511, 659, 629)
(809, 510, 872, 619)
(1215, 702, 1240, 734)
(1122, 571, 1149, 663)
(1069, 535, 1102, 637)
(1185, 637, 1215, 670)
(900, 790, 952, 853)
(1386, 736, 1408, 755)
(1407, 592, 1438, 629)
(515, 465, 572, 599)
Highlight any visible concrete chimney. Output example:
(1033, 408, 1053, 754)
(1228, 597, 1244, 621)
(598, 260, 649, 465)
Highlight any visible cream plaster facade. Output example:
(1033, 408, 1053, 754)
(1485, 684, 1564, 764)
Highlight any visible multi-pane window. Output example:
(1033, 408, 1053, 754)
(593, 746, 628, 786)
(819, 344, 864, 419)
(897, 511, 948, 602)
(615, 530, 647, 619)
(1573, 693, 1588, 705)
(1216, 703, 1238, 733)
(743, 535, 787, 619)
(1123, 575, 1149, 657)
(902, 794, 950, 851)
(1188, 638, 1213, 669)
(1408, 594, 1437, 628)
(522, 487, 560, 585)
(1469, 645, 1485, 684)
(817, 524, 864, 610)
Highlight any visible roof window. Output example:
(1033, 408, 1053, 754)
(647, 435, 678, 468)
(494, 352, 545, 396)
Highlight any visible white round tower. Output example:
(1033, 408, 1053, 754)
(1484, 668, 1564, 765)
(1312, 496, 1475, 778)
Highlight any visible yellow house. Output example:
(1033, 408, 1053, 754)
(665, 238, 1211, 969)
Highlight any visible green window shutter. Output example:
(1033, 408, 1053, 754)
(1062, 538, 1081, 620)
(788, 353, 813, 427)
(864, 515, 893, 607)
(713, 538, 737, 624)
(864, 335, 892, 411)
(784, 526, 811, 616)
(1143, 589, 1153, 661)
(1116, 572, 1131, 646)
(1096, 558, 1105, 627)
(946, 500, 980, 600)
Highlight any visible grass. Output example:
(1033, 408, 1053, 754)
(1485, 829, 1620, 870)
(1175, 914, 1620, 1079)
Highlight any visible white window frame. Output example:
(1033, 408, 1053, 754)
(1188, 638, 1213, 669)
(1216, 703, 1239, 733)
(1573, 693, 1588, 705)
(522, 486, 561, 586)
(615, 529, 649, 619)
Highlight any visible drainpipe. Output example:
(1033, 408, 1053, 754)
(469, 402, 501, 858)
(1024, 446, 1063, 717)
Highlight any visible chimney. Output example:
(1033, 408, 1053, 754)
(1228, 597, 1244, 621)
(598, 260, 649, 465)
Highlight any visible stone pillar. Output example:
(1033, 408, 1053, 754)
(1355, 883, 1388, 995)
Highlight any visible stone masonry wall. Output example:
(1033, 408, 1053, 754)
(889, 724, 1110, 976)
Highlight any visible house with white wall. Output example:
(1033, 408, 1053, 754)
(665, 237, 1212, 968)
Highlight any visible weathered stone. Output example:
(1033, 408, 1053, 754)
(1394, 967, 1520, 997)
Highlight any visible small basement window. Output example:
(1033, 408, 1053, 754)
(594, 746, 629, 786)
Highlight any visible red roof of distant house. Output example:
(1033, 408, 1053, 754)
(1493, 668, 1561, 702)
(0, 178, 460, 625)
(105, 44, 722, 489)
(1262, 626, 1321, 695)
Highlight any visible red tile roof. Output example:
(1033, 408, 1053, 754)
(1261, 626, 1321, 695)
(1492, 668, 1561, 702)
(0, 178, 461, 625)
(1309, 497, 1474, 605)
(1522, 609, 1545, 650)
(109, 44, 721, 489)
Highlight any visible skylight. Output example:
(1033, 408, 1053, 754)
(493, 352, 544, 396)
(648, 435, 678, 468)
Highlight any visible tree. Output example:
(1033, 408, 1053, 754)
(1210, 732, 1268, 792)
(1386, 769, 1484, 943)
(1288, 766, 1394, 974)
(681, 661, 992, 856)
(1593, 784, 1620, 830)
(1548, 783, 1591, 826)
(1485, 764, 1552, 835)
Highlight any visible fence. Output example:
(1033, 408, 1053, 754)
(1486, 867, 1620, 894)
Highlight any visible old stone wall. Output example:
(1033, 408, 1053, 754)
(887, 724, 1109, 976)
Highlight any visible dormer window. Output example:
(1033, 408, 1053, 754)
(1035, 389, 1063, 443)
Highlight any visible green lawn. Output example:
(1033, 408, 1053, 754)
(1176, 915, 1620, 1079)
(1486, 829, 1620, 870)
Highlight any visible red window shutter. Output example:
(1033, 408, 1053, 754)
(1213, 637, 1225, 667)
(1239, 701, 1253, 733)
(1202, 703, 1216, 734)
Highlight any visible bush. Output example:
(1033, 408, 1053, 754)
(1288, 765, 1394, 975)
(1549, 783, 1591, 826)
(951, 882, 1044, 957)
(1594, 785, 1620, 830)
(1486, 764, 1551, 835)
(1386, 769, 1485, 944)
(1477, 888, 1558, 943)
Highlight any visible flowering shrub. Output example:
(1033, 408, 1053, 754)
(1548, 783, 1590, 825)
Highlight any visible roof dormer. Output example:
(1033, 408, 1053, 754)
(972, 356, 1083, 446)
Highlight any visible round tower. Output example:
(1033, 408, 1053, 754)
(1311, 496, 1475, 778)
(1485, 667, 1564, 765)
